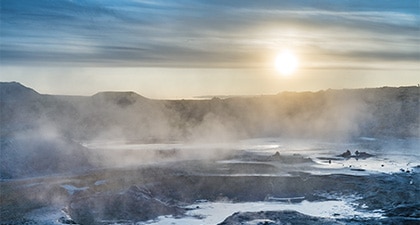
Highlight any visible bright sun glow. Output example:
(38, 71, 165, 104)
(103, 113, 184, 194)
(275, 50, 299, 76)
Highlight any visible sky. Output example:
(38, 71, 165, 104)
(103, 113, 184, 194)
(1, 0, 419, 99)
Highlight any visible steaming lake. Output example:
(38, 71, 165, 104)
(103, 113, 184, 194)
(5, 137, 419, 224)
(137, 199, 383, 225)
(84, 137, 420, 175)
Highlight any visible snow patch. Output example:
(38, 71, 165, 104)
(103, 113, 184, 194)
(94, 179, 108, 186)
(60, 184, 89, 195)
(134, 200, 383, 225)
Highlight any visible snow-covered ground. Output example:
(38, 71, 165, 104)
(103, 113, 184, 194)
(17, 137, 419, 224)
(24, 200, 382, 225)
(136, 199, 382, 225)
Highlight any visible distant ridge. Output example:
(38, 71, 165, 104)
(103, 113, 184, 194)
(1, 81, 418, 101)
(0, 81, 40, 102)
(91, 91, 149, 107)
(92, 91, 145, 98)
(1, 81, 418, 139)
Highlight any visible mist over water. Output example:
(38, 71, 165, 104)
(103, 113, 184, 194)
(1, 0, 419, 223)
(0, 82, 419, 224)
(1, 82, 419, 176)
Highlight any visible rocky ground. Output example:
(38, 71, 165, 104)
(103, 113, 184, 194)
(1, 150, 419, 225)
(1, 83, 419, 224)
(218, 209, 420, 225)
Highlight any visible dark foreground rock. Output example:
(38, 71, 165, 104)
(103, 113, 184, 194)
(0, 133, 92, 179)
(1, 160, 419, 224)
(229, 151, 313, 164)
(218, 210, 340, 225)
(65, 169, 419, 224)
(218, 210, 420, 225)
(336, 150, 374, 159)
(68, 185, 184, 225)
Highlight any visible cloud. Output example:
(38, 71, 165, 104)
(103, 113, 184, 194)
(1, 0, 419, 69)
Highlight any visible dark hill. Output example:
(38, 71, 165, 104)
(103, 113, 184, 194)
(1, 82, 419, 141)
(91, 91, 148, 107)
(0, 82, 419, 179)
(0, 81, 40, 102)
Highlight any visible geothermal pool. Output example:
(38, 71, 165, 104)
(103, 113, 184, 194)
(2, 137, 419, 225)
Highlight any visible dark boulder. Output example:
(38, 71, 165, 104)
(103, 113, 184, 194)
(354, 150, 374, 159)
(68, 185, 184, 225)
(218, 210, 340, 225)
(338, 150, 351, 158)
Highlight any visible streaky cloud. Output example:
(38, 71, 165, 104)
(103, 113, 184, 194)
(0, 0, 419, 70)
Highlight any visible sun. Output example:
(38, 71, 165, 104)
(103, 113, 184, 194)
(275, 49, 299, 76)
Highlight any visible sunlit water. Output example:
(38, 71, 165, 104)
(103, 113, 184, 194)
(136, 199, 383, 225)
(84, 137, 420, 174)
(27, 137, 419, 224)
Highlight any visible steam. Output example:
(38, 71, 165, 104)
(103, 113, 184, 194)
(0, 126, 91, 179)
(1, 83, 419, 177)
(1, 83, 419, 225)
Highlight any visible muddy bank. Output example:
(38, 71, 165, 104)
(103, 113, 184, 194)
(66, 165, 419, 224)
(1, 156, 419, 224)
(218, 210, 420, 225)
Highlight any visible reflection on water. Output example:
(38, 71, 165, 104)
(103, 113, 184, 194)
(138, 200, 383, 225)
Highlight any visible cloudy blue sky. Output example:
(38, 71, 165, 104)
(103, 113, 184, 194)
(1, 0, 419, 98)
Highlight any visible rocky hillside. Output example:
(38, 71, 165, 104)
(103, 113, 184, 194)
(1, 82, 418, 142)
(2, 82, 418, 178)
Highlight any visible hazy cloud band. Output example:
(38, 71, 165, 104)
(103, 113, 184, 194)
(1, 0, 419, 69)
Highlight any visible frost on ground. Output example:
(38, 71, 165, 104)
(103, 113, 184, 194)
(138, 200, 382, 225)
(2, 145, 418, 225)
(60, 185, 89, 195)
(1, 83, 419, 225)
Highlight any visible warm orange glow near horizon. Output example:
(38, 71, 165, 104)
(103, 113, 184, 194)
(275, 49, 299, 76)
